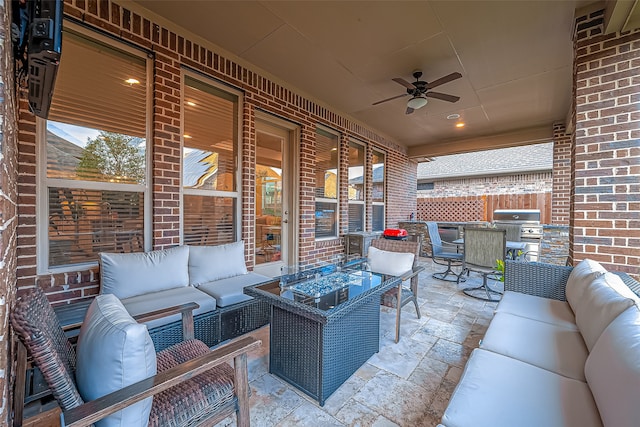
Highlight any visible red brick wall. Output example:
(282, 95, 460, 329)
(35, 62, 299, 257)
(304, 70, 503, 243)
(0, 0, 20, 421)
(14, 0, 417, 302)
(551, 123, 571, 225)
(572, 9, 640, 276)
(419, 172, 552, 198)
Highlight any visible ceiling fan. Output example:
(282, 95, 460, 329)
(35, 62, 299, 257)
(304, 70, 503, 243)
(373, 70, 462, 114)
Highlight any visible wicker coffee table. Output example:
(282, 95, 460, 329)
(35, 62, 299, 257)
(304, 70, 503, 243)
(244, 265, 400, 405)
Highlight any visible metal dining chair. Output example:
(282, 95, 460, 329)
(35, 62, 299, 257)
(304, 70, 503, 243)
(425, 221, 463, 282)
(458, 227, 507, 302)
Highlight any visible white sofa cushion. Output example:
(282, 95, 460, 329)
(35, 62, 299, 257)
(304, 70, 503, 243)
(573, 272, 638, 351)
(480, 312, 588, 381)
(197, 272, 270, 307)
(100, 246, 189, 299)
(566, 258, 607, 312)
(495, 291, 578, 330)
(585, 304, 640, 427)
(120, 287, 217, 330)
(367, 246, 414, 277)
(188, 241, 248, 286)
(76, 294, 156, 427)
(441, 349, 602, 427)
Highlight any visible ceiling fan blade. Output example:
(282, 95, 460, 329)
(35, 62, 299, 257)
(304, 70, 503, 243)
(392, 77, 415, 90)
(372, 93, 409, 105)
(406, 106, 415, 115)
(426, 91, 460, 103)
(426, 72, 462, 89)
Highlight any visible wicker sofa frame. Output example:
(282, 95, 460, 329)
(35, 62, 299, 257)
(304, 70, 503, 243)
(146, 298, 270, 352)
(504, 260, 640, 300)
(438, 260, 640, 426)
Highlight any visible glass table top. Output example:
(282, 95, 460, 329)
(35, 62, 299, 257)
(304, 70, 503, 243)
(252, 266, 385, 311)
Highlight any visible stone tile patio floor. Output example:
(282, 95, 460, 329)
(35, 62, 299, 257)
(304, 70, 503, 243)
(216, 258, 502, 427)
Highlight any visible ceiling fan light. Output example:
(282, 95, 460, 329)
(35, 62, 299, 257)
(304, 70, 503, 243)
(407, 96, 428, 110)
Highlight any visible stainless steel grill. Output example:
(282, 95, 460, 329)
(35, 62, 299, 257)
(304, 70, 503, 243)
(492, 209, 543, 261)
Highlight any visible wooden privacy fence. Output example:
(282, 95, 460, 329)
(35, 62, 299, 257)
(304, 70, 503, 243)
(416, 192, 552, 224)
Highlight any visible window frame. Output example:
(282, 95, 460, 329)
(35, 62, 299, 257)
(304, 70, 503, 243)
(314, 125, 340, 240)
(36, 23, 152, 274)
(347, 139, 366, 233)
(371, 149, 386, 232)
(180, 70, 243, 245)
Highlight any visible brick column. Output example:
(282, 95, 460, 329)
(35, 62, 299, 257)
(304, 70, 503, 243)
(572, 9, 640, 276)
(551, 123, 571, 225)
(152, 54, 182, 248)
(0, 0, 20, 422)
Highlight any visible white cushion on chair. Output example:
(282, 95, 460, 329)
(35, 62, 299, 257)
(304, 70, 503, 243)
(188, 241, 248, 286)
(367, 246, 414, 277)
(100, 246, 189, 299)
(76, 294, 157, 427)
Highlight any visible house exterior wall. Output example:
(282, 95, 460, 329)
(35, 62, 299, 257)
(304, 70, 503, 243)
(417, 172, 552, 198)
(572, 9, 640, 276)
(14, 0, 418, 304)
(0, 0, 19, 422)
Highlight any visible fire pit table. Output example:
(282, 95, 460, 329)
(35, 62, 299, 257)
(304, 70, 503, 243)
(244, 263, 400, 405)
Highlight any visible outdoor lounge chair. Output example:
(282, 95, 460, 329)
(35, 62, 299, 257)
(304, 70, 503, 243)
(369, 238, 424, 342)
(426, 221, 463, 282)
(11, 287, 260, 427)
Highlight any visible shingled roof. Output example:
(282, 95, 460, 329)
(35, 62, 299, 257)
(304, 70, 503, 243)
(417, 142, 553, 181)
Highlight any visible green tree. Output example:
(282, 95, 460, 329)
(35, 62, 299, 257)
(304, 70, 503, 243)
(77, 131, 145, 183)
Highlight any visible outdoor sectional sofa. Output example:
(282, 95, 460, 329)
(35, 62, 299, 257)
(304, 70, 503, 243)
(439, 259, 640, 427)
(99, 241, 271, 351)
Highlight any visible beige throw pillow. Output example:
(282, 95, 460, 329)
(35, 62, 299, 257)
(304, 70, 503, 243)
(566, 258, 607, 310)
(574, 272, 637, 351)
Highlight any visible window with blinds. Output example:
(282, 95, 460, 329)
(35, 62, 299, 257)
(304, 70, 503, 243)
(348, 141, 365, 232)
(372, 150, 385, 231)
(182, 76, 239, 246)
(315, 128, 339, 239)
(42, 29, 148, 269)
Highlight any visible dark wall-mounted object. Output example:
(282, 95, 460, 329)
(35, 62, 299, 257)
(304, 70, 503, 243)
(12, 0, 63, 119)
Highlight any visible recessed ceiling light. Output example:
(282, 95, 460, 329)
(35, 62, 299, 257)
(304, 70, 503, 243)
(183, 134, 192, 139)
(447, 113, 460, 120)
(124, 78, 140, 85)
(331, 148, 337, 151)
(186, 101, 196, 107)
(455, 122, 465, 128)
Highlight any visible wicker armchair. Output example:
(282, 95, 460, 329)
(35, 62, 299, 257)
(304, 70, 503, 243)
(459, 227, 506, 302)
(11, 287, 260, 427)
(369, 238, 425, 342)
(425, 221, 463, 282)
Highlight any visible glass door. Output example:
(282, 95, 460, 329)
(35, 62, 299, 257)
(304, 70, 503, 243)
(254, 119, 296, 276)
